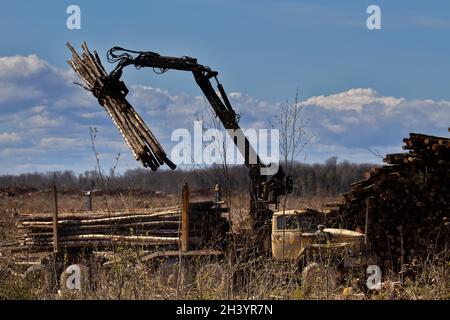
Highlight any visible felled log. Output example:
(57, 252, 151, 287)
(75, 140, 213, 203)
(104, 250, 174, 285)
(13, 200, 229, 253)
(25, 234, 178, 244)
(66, 42, 175, 170)
(16, 206, 181, 221)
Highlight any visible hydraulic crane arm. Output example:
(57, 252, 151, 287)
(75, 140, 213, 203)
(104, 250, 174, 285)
(104, 47, 292, 230)
(107, 47, 262, 169)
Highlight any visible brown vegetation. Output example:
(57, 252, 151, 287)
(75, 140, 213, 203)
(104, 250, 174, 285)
(0, 190, 448, 300)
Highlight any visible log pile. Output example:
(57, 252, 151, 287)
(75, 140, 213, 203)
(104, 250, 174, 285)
(66, 42, 175, 171)
(13, 202, 229, 253)
(327, 131, 450, 269)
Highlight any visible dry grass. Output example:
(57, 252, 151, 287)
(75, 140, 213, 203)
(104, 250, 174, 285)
(0, 191, 448, 300)
(0, 190, 178, 215)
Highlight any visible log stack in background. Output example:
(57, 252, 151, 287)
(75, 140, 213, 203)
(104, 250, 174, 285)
(13, 202, 228, 253)
(326, 130, 450, 270)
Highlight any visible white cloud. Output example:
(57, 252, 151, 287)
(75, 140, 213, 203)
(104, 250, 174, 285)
(303, 88, 405, 112)
(0, 54, 73, 105)
(26, 114, 64, 128)
(301, 88, 450, 163)
(39, 137, 86, 149)
(322, 120, 346, 133)
(0, 53, 449, 173)
(31, 105, 46, 113)
(80, 111, 105, 119)
(229, 92, 242, 99)
(0, 83, 42, 104)
(95, 139, 129, 153)
(250, 121, 267, 129)
(0, 132, 21, 144)
(124, 86, 450, 165)
(0, 54, 48, 79)
(0, 147, 43, 158)
(129, 85, 206, 118)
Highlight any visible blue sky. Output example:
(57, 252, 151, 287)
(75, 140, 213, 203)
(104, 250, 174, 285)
(0, 1, 449, 174)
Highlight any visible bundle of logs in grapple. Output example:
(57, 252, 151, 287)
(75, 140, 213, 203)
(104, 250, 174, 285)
(326, 130, 450, 270)
(14, 202, 228, 252)
(67, 42, 176, 171)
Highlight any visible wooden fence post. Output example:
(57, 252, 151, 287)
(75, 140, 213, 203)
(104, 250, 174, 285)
(215, 184, 221, 204)
(85, 191, 92, 211)
(52, 185, 59, 254)
(181, 183, 190, 252)
(364, 197, 371, 245)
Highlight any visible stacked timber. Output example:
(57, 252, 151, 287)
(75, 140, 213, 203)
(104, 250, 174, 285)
(66, 42, 175, 171)
(14, 202, 228, 253)
(327, 131, 450, 270)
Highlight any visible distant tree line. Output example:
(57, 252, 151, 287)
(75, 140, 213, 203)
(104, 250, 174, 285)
(0, 157, 374, 197)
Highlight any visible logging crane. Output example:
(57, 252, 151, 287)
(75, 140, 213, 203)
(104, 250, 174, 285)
(65, 44, 373, 290)
(96, 47, 374, 284)
(101, 46, 293, 238)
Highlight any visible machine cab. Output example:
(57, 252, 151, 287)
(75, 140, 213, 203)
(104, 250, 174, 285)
(271, 210, 319, 261)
